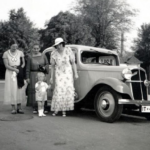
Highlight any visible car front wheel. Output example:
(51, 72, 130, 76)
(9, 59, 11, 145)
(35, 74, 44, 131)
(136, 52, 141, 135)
(94, 86, 123, 123)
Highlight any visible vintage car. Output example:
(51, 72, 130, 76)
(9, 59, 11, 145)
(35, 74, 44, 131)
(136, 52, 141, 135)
(43, 44, 150, 123)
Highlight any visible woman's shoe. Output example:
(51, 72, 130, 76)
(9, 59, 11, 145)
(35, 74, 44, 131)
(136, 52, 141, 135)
(62, 111, 66, 117)
(17, 109, 24, 114)
(44, 110, 48, 114)
(52, 111, 58, 116)
(33, 110, 38, 114)
(11, 110, 16, 114)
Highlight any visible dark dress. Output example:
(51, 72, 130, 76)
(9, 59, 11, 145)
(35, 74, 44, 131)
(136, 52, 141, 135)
(26, 53, 49, 109)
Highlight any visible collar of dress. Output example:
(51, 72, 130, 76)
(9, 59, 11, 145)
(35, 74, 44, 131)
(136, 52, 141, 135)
(8, 50, 18, 58)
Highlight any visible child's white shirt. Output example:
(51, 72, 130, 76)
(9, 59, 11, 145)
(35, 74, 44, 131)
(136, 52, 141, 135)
(35, 81, 49, 93)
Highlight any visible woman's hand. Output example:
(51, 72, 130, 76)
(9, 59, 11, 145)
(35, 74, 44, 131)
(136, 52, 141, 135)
(26, 78, 30, 84)
(21, 64, 25, 68)
(50, 78, 53, 84)
(74, 74, 79, 80)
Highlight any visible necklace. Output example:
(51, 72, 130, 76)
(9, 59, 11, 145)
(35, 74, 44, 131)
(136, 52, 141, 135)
(8, 50, 18, 62)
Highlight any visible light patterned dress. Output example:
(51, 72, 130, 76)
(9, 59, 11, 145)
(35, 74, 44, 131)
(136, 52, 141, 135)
(51, 47, 75, 111)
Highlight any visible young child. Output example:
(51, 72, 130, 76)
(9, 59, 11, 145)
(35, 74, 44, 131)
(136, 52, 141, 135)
(35, 72, 51, 117)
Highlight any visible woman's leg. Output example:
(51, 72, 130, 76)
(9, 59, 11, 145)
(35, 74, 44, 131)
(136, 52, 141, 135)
(33, 101, 38, 114)
(44, 101, 48, 114)
(17, 103, 24, 114)
(62, 111, 66, 117)
(11, 105, 16, 114)
(52, 109, 58, 116)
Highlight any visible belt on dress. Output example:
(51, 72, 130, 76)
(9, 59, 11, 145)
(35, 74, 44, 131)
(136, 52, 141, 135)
(30, 70, 39, 72)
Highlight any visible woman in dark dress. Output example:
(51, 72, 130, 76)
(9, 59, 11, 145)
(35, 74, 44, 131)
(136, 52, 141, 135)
(26, 43, 49, 113)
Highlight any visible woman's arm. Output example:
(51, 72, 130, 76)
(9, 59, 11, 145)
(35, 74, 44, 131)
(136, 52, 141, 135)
(68, 47, 78, 80)
(50, 58, 55, 84)
(3, 58, 19, 73)
(44, 54, 49, 74)
(21, 56, 25, 68)
(26, 56, 31, 83)
(71, 61, 78, 80)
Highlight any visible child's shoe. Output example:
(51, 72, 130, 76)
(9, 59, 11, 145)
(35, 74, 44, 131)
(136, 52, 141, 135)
(38, 110, 42, 117)
(42, 113, 46, 117)
(41, 109, 46, 117)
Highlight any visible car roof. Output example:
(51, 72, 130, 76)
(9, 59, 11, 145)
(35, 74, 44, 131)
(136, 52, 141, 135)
(67, 44, 118, 55)
(43, 44, 118, 56)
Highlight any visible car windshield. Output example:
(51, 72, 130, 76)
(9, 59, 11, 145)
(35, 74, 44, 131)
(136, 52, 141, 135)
(81, 51, 117, 66)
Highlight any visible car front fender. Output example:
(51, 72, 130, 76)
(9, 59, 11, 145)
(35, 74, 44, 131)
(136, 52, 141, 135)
(93, 77, 133, 99)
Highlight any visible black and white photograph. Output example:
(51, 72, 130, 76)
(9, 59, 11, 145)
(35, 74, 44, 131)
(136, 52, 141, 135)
(0, 0, 150, 150)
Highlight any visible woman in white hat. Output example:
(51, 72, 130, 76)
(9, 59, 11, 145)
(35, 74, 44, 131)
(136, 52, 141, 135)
(50, 37, 78, 117)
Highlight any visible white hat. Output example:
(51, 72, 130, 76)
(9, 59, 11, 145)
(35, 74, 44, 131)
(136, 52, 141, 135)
(53, 37, 65, 47)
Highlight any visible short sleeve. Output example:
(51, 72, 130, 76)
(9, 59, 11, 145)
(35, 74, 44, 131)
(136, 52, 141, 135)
(20, 51, 24, 57)
(68, 47, 75, 63)
(45, 83, 48, 89)
(35, 83, 38, 88)
(2, 51, 8, 59)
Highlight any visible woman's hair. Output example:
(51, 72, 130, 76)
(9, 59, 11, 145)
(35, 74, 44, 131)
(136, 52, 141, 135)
(54, 42, 65, 48)
(30, 41, 41, 49)
(61, 42, 65, 47)
(9, 41, 18, 47)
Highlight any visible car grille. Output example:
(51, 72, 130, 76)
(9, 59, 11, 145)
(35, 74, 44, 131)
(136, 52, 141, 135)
(131, 69, 147, 100)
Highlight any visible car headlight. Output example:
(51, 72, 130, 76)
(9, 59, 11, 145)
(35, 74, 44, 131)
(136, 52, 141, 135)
(144, 80, 150, 87)
(122, 68, 132, 80)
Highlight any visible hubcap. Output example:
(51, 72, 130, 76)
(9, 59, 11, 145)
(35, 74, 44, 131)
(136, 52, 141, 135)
(101, 99, 109, 110)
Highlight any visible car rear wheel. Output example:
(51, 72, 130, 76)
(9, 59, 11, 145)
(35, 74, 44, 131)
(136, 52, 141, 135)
(94, 86, 123, 123)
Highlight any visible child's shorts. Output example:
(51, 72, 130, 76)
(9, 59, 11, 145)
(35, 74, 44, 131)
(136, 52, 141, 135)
(36, 92, 47, 102)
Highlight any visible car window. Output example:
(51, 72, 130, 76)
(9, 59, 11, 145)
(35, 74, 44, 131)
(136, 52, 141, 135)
(81, 51, 117, 66)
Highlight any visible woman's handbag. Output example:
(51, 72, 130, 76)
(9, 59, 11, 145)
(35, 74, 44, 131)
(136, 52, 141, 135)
(38, 65, 49, 74)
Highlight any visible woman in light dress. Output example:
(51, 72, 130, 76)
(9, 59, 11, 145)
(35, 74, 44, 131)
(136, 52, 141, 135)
(3, 43, 25, 114)
(50, 38, 78, 117)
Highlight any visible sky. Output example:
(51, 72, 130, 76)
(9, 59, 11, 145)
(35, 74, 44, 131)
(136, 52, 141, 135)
(0, 0, 150, 51)
(125, 0, 150, 51)
(0, 0, 74, 28)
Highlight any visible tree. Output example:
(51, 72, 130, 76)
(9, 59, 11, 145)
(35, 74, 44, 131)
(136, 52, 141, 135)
(40, 11, 95, 50)
(0, 8, 40, 52)
(133, 24, 150, 64)
(74, 0, 136, 49)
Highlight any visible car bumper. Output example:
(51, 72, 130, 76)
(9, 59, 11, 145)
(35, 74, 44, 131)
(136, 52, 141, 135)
(119, 99, 150, 105)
